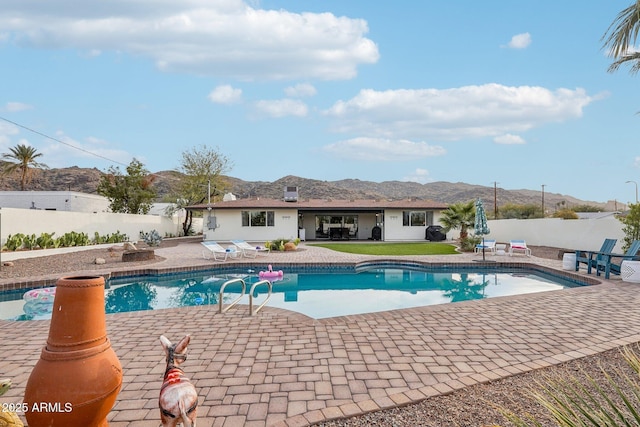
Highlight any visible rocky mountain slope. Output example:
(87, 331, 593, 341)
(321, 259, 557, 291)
(0, 165, 607, 212)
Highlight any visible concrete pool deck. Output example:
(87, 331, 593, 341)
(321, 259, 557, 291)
(1, 241, 639, 427)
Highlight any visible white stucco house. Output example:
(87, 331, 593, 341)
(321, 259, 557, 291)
(0, 191, 111, 213)
(187, 197, 449, 242)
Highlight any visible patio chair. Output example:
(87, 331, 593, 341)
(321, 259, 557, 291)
(201, 241, 230, 262)
(574, 238, 617, 274)
(508, 240, 531, 257)
(474, 239, 496, 255)
(232, 240, 270, 258)
(595, 240, 640, 279)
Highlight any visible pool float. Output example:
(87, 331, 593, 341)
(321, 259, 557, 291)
(259, 265, 283, 280)
(23, 300, 54, 317)
(23, 287, 56, 303)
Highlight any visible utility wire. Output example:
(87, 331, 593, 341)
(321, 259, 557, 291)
(0, 115, 129, 167)
(0, 115, 189, 185)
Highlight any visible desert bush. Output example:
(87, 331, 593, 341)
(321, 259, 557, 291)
(266, 238, 297, 251)
(140, 229, 163, 246)
(460, 235, 481, 252)
(3, 233, 25, 251)
(500, 345, 640, 427)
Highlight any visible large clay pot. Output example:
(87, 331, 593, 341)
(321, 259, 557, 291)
(24, 276, 123, 427)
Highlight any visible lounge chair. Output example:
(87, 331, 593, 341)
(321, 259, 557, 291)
(201, 241, 230, 262)
(595, 240, 640, 279)
(574, 238, 617, 274)
(232, 240, 270, 258)
(474, 239, 496, 255)
(508, 240, 531, 257)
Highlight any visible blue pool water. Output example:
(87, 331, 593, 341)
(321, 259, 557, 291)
(0, 264, 585, 320)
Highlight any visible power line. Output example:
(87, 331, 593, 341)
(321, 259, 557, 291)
(0, 115, 129, 167)
(0, 116, 190, 186)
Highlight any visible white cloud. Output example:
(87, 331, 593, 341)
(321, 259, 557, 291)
(254, 99, 308, 118)
(208, 85, 243, 104)
(3, 102, 34, 112)
(284, 83, 317, 98)
(0, 121, 21, 148)
(39, 131, 134, 168)
(494, 134, 525, 145)
(322, 137, 446, 161)
(325, 84, 595, 141)
(634, 156, 640, 168)
(402, 168, 432, 184)
(506, 32, 532, 49)
(0, 1, 379, 81)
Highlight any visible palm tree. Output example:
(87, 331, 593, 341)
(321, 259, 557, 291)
(438, 200, 475, 240)
(2, 144, 48, 190)
(602, 1, 640, 74)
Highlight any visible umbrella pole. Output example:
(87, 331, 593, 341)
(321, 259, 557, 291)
(482, 237, 486, 261)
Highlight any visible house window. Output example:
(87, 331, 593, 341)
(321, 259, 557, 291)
(402, 211, 431, 226)
(241, 211, 275, 227)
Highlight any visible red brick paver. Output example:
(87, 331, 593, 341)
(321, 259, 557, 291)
(0, 242, 638, 427)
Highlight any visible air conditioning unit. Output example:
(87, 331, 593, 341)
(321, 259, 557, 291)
(284, 186, 298, 202)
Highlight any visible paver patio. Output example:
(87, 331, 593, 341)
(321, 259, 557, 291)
(0, 241, 638, 427)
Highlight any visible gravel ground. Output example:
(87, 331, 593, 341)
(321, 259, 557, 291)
(0, 238, 184, 282)
(315, 344, 640, 427)
(2, 243, 637, 426)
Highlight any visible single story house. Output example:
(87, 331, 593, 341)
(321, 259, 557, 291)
(187, 197, 449, 242)
(0, 191, 111, 213)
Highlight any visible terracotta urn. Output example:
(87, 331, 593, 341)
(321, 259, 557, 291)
(24, 276, 123, 427)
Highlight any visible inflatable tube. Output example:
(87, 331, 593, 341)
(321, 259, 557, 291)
(259, 264, 283, 279)
(23, 287, 56, 303)
(259, 270, 283, 278)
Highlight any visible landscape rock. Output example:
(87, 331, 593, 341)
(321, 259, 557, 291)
(94, 257, 106, 265)
(123, 242, 137, 251)
(122, 249, 154, 262)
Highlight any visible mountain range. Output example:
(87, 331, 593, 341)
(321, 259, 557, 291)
(0, 165, 613, 213)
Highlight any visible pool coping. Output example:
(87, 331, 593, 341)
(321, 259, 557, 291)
(0, 258, 601, 293)
(4, 243, 633, 427)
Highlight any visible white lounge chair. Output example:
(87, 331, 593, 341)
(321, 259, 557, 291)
(474, 239, 496, 255)
(232, 240, 270, 258)
(509, 240, 531, 257)
(201, 241, 230, 262)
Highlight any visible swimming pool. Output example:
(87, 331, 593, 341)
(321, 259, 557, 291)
(0, 263, 587, 321)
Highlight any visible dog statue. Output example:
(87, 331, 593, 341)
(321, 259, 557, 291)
(0, 378, 24, 427)
(159, 335, 198, 427)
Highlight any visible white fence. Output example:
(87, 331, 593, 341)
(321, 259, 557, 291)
(0, 207, 628, 255)
(480, 218, 626, 253)
(0, 208, 197, 246)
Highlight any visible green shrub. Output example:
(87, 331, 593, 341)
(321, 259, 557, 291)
(56, 231, 90, 247)
(36, 232, 57, 249)
(266, 238, 295, 251)
(21, 234, 37, 250)
(553, 208, 579, 219)
(460, 236, 481, 252)
(4, 233, 25, 251)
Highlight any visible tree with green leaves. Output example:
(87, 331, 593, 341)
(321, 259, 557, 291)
(499, 203, 544, 219)
(438, 200, 475, 240)
(602, 1, 640, 74)
(619, 203, 640, 252)
(166, 145, 231, 236)
(97, 159, 157, 214)
(2, 144, 48, 190)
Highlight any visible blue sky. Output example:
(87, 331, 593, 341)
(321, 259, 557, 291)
(0, 1, 638, 205)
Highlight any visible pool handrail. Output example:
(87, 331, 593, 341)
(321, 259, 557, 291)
(249, 279, 272, 316)
(218, 278, 246, 313)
